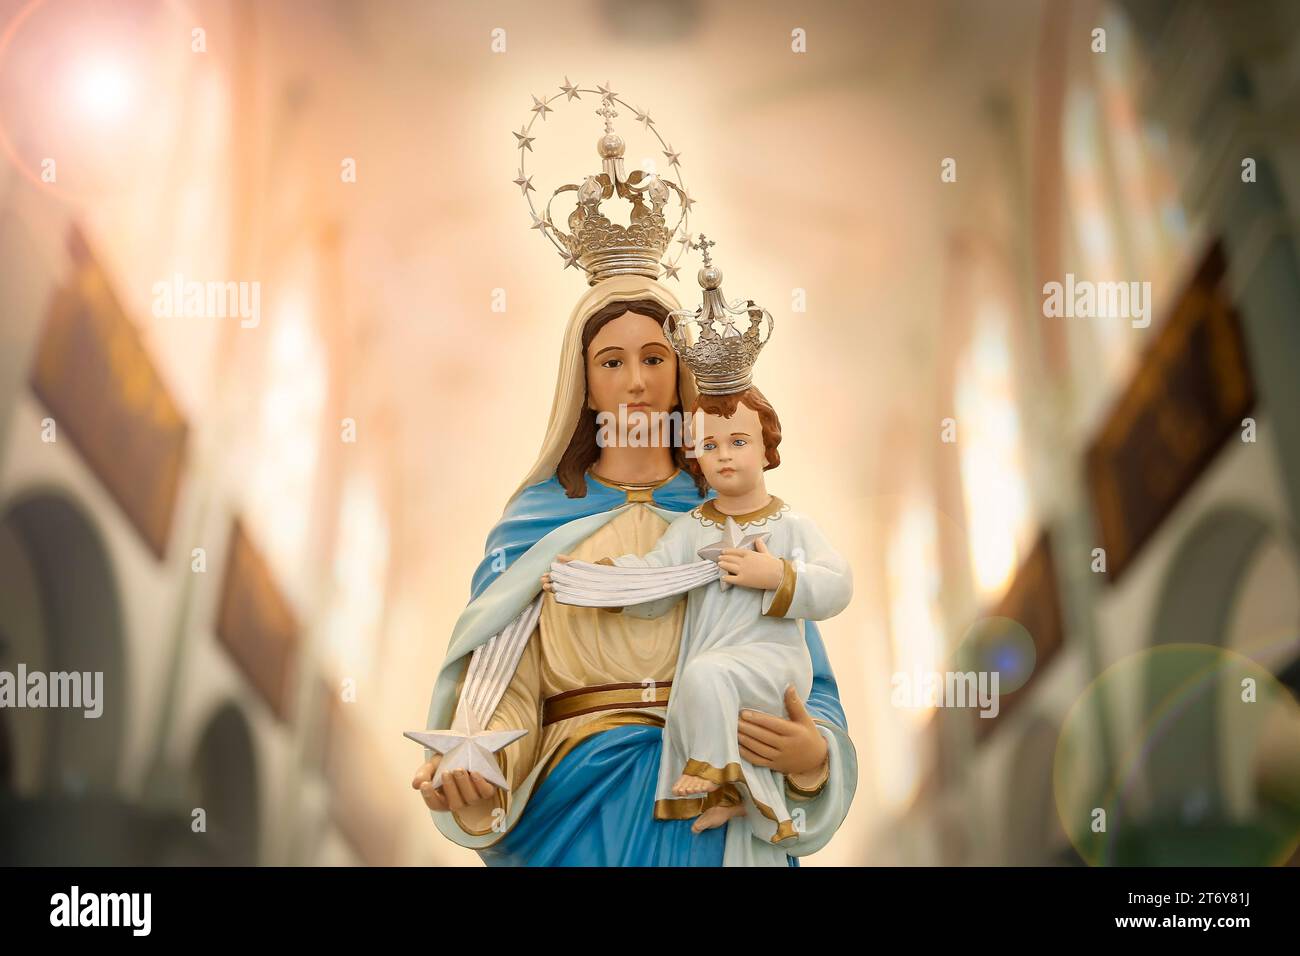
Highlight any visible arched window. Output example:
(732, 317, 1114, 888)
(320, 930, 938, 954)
(1094, 6, 1189, 285)
(886, 495, 945, 724)
(955, 300, 1033, 601)
(247, 256, 328, 596)
(323, 470, 391, 683)
(1063, 4, 1191, 395)
(1064, 80, 1135, 387)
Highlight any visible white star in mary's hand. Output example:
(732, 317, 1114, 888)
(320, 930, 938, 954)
(404, 706, 527, 792)
(697, 516, 771, 591)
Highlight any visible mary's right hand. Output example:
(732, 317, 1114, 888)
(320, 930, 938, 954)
(412, 756, 498, 812)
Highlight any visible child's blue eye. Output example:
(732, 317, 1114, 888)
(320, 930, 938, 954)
(732, 438, 747, 447)
(702, 441, 717, 451)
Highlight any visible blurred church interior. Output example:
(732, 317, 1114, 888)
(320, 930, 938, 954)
(0, 0, 1298, 865)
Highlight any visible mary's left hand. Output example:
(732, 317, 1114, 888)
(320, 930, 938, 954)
(737, 685, 829, 781)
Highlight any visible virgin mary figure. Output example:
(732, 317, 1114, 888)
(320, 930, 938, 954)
(416, 272, 857, 866)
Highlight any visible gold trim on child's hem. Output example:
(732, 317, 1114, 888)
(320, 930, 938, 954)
(770, 819, 800, 844)
(654, 797, 705, 820)
(713, 783, 742, 807)
(654, 784, 739, 820)
(682, 757, 744, 786)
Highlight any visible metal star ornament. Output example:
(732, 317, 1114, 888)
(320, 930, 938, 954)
(697, 516, 772, 591)
(404, 705, 527, 792)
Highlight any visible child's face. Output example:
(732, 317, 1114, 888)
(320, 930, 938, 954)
(694, 403, 769, 496)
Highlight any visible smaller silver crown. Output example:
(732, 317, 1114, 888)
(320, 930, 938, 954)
(664, 236, 773, 396)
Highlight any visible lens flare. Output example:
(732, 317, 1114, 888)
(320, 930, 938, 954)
(1054, 643, 1300, 866)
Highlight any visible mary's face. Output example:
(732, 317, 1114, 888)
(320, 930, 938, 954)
(585, 311, 679, 421)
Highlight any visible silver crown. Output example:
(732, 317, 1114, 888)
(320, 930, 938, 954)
(664, 236, 773, 396)
(514, 80, 695, 285)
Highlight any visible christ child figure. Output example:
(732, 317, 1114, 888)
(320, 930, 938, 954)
(543, 386, 852, 845)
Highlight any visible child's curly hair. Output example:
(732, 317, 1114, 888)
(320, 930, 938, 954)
(684, 386, 782, 496)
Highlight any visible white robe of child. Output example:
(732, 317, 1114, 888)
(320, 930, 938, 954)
(590, 500, 852, 847)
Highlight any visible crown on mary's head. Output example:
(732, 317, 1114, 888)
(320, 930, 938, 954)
(514, 80, 695, 286)
(665, 236, 774, 397)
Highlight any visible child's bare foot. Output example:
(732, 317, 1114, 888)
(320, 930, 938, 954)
(673, 773, 718, 796)
(691, 802, 746, 834)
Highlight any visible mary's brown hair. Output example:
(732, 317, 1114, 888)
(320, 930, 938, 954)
(555, 298, 703, 498)
(684, 386, 782, 492)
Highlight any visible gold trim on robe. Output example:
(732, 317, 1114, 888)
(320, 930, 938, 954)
(698, 495, 787, 527)
(542, 681, 673, 725)
(587, 467, 682, 501)
(786, 720, 835, 800)
(762, 558, 797, 618)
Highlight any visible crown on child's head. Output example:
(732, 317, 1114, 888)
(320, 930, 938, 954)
(664, 236, 773, 396)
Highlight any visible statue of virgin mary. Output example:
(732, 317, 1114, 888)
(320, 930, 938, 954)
(419, 274, 857, 866)
(417, 82, 854, 864)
